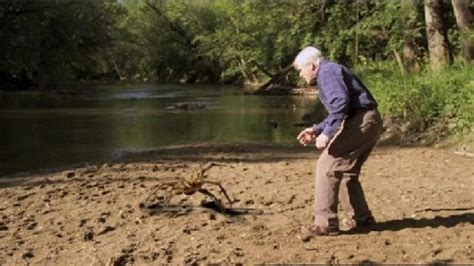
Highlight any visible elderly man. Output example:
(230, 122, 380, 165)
(294, 46, 383, 238)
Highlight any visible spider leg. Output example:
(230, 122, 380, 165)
(163, 185, 175, 206)
(143, 183, 174, 208)
(142, 184, 162, 207)
(198, 188, 226, 214)
(198, 162, 224, 177)
(202, 180, 233, 205)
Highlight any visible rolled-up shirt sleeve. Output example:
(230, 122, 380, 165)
(317, 67, 350, 138)
(312, 121, 325, 135)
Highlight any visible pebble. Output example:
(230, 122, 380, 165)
(263, 200, 273, 206)
(233, 247, 245, 257)
(17, 193, 34, 201)
(22, 250, 34, 260)
(98, 226, 116, 235)
(287, 194, 296, 204)
(83, 228, 94, 241)
(244, 199, 254, 205)
(111, 254, 134, 266)
(26, 222, 38, 230)
(66, 172, 75, 178)
(79, 219, 88, 227)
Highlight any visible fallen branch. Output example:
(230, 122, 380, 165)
(454, 150, 474, 158)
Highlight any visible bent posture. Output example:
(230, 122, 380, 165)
(294, 47, 383, 238)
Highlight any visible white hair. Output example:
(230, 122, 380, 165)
(294, 46, 324, 69)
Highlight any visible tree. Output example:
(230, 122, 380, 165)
(0, 1, 125, 88)
(1, 0, 470, 89)
(401, 0, 425, 72)
(424, 0, 453, 71)
(451, 0, 473, 62)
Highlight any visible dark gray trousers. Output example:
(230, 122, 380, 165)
(314, 110, 383, 230)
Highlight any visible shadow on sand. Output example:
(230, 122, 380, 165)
(140, 200, 270, 218)
(374, 212, 474, 232)
(344, 210, 473, 235)
(355, 259, 454, 265)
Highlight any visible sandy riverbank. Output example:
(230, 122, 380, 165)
(0, 143, 473, 264)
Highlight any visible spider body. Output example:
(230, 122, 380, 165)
(142, 162, 233, 213)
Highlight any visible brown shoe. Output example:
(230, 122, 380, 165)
(298, 224, 339, 242)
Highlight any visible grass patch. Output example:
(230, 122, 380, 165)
(356, 62, 473, 145)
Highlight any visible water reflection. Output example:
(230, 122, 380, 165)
(0, 84, 324, 175)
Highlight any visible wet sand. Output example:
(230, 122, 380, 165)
(0, 143, 473, 264)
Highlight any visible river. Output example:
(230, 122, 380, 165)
(0, 83, 323, 176)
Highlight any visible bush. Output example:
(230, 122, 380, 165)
(356, 62, 473, 138)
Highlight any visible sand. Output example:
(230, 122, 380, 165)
(0, 143, 473, 264)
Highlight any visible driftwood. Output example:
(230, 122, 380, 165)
(252, 63, 294, 94)
(247, 3, 328, 94)
(174, 101, 206, 110)
(454, 150, 474, 158)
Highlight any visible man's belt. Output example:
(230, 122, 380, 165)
(347, 105, 377, 119)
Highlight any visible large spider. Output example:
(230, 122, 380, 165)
(141, 162, 233, 214)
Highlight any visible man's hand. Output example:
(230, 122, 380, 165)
(297, 127, 317, 146)
(316, 134, 329, 149)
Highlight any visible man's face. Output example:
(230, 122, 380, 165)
(297, 63, 317, 85)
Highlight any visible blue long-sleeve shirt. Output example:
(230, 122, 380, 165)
(312, 60, 378, 138)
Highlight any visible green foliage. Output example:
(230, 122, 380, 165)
(0, 1, 125, 87)
(0, 0, 472, 141)
(193, 0, 311, 84)
(0, 0, 467, 86)
(358, 63, 473, 135)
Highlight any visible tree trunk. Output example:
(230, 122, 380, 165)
(403, 41, 421, 72)
(451, 0, 474, 62)
(253, 63, 294, 94)
(424, 0, 453, 71)
(236, 55, 259, 86)
(401, 0, 423, 72)
(113, 61, 126, 81)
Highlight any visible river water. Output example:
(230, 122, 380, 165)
(0, 84, 323, 176)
